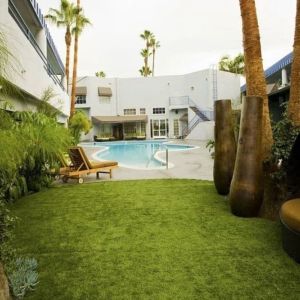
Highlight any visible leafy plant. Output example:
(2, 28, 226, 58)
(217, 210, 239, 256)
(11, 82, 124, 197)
(206, 139, 215, 158)
(69, 110, 92, 144)
(267, 103, 300, 192)
(9, 258, 39, 299)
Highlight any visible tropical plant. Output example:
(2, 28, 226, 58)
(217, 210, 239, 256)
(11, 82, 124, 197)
(288, 0, 300, 126)
(95, 71, 106, 78)
(70, 1, 91, 118)
(9, 258, 39, 299)
(45, 0, 79, 93)
(16, 112, 72, 191)
(149, 36, 160, 77)
(139, 48, 152, 76)
(37, 87, 61, 119)
(139, 30, 153, 77)
(218, 53, 245, 75)
(268, 104, 300, 188)
(68, 110, 92, 144)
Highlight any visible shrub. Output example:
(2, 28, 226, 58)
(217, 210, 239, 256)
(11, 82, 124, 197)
(69, 110, 92, 144)
(8, 258, 39, 299)
(267, 103, 300, 198)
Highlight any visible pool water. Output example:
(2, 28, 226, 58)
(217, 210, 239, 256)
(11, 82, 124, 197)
(82, 140, 196, 169)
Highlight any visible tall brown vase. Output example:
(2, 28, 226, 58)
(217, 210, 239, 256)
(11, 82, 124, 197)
(229, 96, 264, 217)
(213, 99, 237, 195)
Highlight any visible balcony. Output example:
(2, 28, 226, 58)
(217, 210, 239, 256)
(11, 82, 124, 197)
(8, 0, 65, 91)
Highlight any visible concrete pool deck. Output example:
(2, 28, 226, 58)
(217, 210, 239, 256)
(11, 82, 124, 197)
(81, 140, 213, 181)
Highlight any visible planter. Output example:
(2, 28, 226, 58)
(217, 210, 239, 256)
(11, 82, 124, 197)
(229, 96, 264, 217)
(213, 99, 237, 195)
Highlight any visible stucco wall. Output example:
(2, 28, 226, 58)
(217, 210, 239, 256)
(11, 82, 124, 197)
(76, 70, 240, 141)
(0, 0, 70, 117)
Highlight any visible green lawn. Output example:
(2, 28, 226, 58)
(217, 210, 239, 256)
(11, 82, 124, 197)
(11, 179, 300, 299)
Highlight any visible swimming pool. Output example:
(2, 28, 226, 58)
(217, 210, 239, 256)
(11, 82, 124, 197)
(81, 140, 197, 169)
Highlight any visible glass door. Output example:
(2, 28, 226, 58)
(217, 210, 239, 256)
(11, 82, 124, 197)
(152, 119, 167, 138)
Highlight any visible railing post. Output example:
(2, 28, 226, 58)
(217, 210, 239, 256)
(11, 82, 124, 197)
(166, 148, 169, 169)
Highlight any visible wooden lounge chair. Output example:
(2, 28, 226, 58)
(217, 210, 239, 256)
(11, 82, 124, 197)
(61, 146, 118, 183)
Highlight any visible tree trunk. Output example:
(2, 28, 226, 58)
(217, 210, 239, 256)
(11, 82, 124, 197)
(213, 99, 236, 195)
(240, 0, 273, 159)
(152, 48, 155, 77)
(229, 96, 264, 217)
(288, 0, 300, 126)
(65, 28, 71, 94)
(70, 0, 80, 118)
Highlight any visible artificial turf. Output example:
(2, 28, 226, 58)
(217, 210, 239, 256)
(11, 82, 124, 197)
(10, 179, 300, 299)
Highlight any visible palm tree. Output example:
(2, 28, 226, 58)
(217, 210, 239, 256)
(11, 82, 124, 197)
(150, 36, 160, 77)
(70, 1, 91, 118)
(45, 0, 79, 94)
(218, 53, 245, 75)
(140, 30, 153, 77)
(95, 71, 106, 78)
(139, 48, 152, 77)
(288, 0, 300, 126)
(229, 0, 273, 217)
(239, 0, 273, 158)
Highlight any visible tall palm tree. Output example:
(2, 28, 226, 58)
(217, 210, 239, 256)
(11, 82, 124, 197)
(140, 30, 153, 77)
(70, 1, 90, 118)
(229, 0, 273, 217)
(95, 71, 106, 78)
(139, 48, 152, 77)
(45, 0, 79, 94)
(218, 53, 245, 75)
(239, 0, 273, 158)
(150, 36, 160, 77)
(288, 0, 300, 126)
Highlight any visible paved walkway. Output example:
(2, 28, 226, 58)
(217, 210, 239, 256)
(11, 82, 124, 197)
(82, 140, 213, 182)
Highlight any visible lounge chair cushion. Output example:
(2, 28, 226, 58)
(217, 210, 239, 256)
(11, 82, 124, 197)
(90, 160, 118, 169)
(280, 199, 300, 232)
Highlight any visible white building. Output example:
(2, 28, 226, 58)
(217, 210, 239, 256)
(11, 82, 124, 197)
(75, 70, 240, 141)
(0, 0, 69, 123)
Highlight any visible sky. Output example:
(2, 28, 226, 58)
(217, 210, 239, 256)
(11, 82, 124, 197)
(37, 0, 297, 78)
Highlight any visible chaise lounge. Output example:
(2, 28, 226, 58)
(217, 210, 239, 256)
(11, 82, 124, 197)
(280, 199, 300, 263)
(60, 146, 118, 183)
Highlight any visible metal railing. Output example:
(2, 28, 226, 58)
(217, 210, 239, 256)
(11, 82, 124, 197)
(8, 0, 66, 91)
(169, 96, 214, 137)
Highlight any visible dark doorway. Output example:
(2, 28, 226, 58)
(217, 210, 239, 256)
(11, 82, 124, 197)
(113, 124, 123, 140)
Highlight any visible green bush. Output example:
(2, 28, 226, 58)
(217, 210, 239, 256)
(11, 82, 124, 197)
(69, 110, 92, 144)
(267, 104, 300, 197)
(0, 110, 72, 197)
(8, 258, 39, 299)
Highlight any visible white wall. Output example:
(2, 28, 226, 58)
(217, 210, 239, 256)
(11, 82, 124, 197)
(0, 0, 70, 117)
(76, 69, 240, 140)
(186, 121, 214, 140)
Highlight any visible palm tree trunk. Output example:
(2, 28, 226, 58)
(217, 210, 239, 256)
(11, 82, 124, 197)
(65, 28, 71, 94)
(240, 0, 273, 159)
(288, 0, 300, 126)
(152, 48, 155, 77)
(70, 0, 80, 118)
(229, 0, 272, 217)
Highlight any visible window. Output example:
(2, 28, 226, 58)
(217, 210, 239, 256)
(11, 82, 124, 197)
(153, 107, 165, 114)
(173, 119, 179, 137)
(140, 108, 146, 115)
(124, 109, 136, 115)
(75, 95, 86, 104)
(151, 119, 168, 138)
